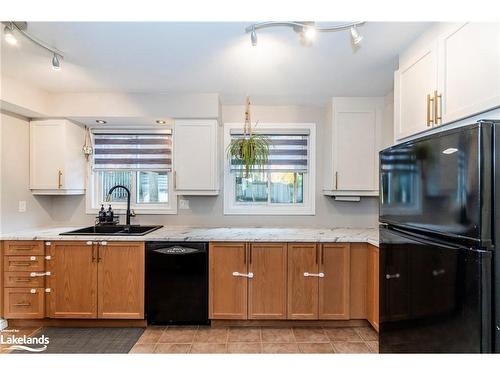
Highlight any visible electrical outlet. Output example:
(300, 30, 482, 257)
(0, 319, 8, 331)
(179, 199, 190, 210)
(18, 201, 27, 212)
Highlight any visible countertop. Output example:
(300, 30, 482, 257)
(0, 226, 379, 247)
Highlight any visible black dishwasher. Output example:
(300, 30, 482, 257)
(146, 242, 209, 325)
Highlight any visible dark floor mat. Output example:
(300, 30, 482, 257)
(11, 327, 145, 354)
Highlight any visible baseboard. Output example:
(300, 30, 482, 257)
(7, 319, 147, 328)
(0, 319, 8, 331)
(211, 319, 370, 328)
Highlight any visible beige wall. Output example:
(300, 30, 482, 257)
(48, 103, 387, 229)
(0, 112, 53, 233)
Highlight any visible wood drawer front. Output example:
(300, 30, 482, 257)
(4, 255, 45, 272)
(4, 288, 45, 319)
(4, 272, 45, 288)
(4, 241, 45, 256)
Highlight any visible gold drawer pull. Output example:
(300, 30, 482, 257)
(13, 302, 32, 307)
(30, 272, 50, 277)
(12, 262, 32, 267)
(12, 248, 33, 251)
(15, 278, 32, 283)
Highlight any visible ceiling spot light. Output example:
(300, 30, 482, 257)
(51, 53, 61, 71)
(3, 23, 17, 45)
(96, 120, 107, 124)
(251, 27, 258, 46)
(156, 120, 167, 125)
(350, 26, 363, 46)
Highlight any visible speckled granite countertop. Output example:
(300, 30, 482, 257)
(0, 226, 379, 247)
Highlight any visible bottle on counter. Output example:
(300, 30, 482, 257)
(98, 204, 106, 223)
(106, 205, 114, 223)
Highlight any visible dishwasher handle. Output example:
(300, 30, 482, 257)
(151, 246, 206, 255)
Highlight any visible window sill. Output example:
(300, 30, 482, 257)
(224, 206, 315, 216)
(86, 207, 178, 215)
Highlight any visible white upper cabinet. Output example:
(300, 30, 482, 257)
(395, 22, 500, 141)
(30, 119, 86, 195)
(173, 119, 219, 195)
(323, 97, 383, 197)
(437, 23, 500, 124)
(394, 41, 438, 139)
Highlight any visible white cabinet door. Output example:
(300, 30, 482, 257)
(30, 121, 65, 190)
(395, 42, 438, 140)
(173, 119, 219, 195)
(323, 97, 383, 196)
(30, 120, 86, 195)
(437, 22, 500, 124)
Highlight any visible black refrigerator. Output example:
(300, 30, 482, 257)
(379, 120, 499, 353)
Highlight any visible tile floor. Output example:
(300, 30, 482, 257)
(130, 325, 379, 354)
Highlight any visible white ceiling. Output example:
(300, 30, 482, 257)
(1, 22, 431, 105)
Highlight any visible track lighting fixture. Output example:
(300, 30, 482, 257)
(2, 21, 64, 71)
(246, 21, 365, 47)
(350, 25, 363, 46)
(251, 26, 258, 46)
(52, 53, 61, 71)
(3, 22, 17, 45)
(156, 120, 167, 125)
(96, 120, 107, 124)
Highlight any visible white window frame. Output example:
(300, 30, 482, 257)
(85, 127, 177, 215)
(223, 122, 316, 215)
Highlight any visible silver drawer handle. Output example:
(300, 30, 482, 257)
(432, 269, 445, 276)
(304, 272, 325, 278)
(232, 271, 254, 279)
(30, 272, 51, 277)
(386, 273, 400, 280)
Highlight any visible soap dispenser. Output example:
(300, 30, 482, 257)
(106, 205, 114, 223)
(98, 204, 106, 223)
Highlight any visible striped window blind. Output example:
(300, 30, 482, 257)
(230, 132, 309, 173)
(92, 131, 172, 171)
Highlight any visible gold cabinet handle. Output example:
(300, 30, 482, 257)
(58, 170, 63, 189)
(13, 302, 32, 307)
(426, 94, 435, 127)
(434, 90, 442, 125)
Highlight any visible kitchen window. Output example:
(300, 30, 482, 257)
(87, 129, 177, 214)
(223, 123, 316, 215)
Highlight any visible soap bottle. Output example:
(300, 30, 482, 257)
(98, 204, 106, 223)
(106, 205, 114, 223)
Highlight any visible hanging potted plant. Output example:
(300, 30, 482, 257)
(227, 97, 270, 178)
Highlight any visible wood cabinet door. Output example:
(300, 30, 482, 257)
(248, 243, 287, 320)
(47, 241, 98, 319)
(287, 243, 319, 320)
(437, 22, 500, 124)
(319, 244, 350, 320)
(209, 242, 248, 319)
(367, 245, 380, 331)
(395, 42, 438, 140)
(97, 242, 145, 319)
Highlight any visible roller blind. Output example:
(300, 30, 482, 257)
(230, 132, 309, 173)
(92, 131, 172, 171)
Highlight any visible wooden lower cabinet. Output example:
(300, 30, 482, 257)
(319, 244, 350, 320)
(46, 241, 144, 319)
(209, 242, 248, 319)
(248, 243, 287, 319)
(47, 241, 98, 319)
(367, 244, 380, 331)
(4, 287, 45, 319)
(97, 242, 144, 319)
(287, 243, 319, 320)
